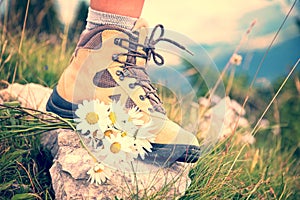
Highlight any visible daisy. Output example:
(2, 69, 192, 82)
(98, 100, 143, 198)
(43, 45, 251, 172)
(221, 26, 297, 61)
(108, 101, 127, 125)
(108, 101, 144, 136)
(74, 100, 110, 134)
(127, 106, 144, 126)
(100, 132, 135, 166)
(229, 53, 242, 66)
(131, 138, 152, 160)
(87, 162, 110, 185)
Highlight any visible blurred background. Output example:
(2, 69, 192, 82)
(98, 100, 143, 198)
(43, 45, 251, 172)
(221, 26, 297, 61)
(0, 0, 300, 199)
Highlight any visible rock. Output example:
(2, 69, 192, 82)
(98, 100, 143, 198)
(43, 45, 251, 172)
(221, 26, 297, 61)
(49, 129, 192, 199)
(40, 130, 59, 158)
(0, 83, 57, 155)
(0, 83, 52, 112)
(197, 96, 250, 142)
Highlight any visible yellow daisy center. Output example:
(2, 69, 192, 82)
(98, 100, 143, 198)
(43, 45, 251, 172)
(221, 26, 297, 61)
(110, 142, 121, 153)
(104, 130, 113, 137)
(85, 112, 99, 125)
(95, 168, 103, 173)
(94, 165, 104, 173)
(121, 132, 127, 137)
(109, 112, 117, 124)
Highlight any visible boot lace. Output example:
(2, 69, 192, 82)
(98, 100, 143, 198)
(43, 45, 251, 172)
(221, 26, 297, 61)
(113, 24, 193, 114)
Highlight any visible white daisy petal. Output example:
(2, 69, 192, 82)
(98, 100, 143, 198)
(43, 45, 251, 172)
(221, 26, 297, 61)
(87, 163, 110, 185)
(128, 107, 143, 120)
(108, 101, 145, 136)
(131, 139, 152, 160)
(74, 99, 110, 134)
(100, 132, 135, 166)
(76, 122, 88, 134)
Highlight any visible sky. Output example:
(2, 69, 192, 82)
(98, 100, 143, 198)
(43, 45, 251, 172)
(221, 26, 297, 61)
(142, 0, 299, 47)
(56, 0, 299, 48)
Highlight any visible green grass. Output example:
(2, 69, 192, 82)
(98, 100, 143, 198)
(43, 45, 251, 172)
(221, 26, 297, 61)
(0, 134, 54, 200)
(182, 138, 299, 199)
(0, 102, 54, 199)
(0, 30, 74, 88)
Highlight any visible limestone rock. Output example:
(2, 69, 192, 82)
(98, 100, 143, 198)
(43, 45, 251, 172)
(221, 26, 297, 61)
(0, 83, 52, 112)
(198, 96, 251, 143)
(40, 130, 59, 157)
(49, 129, 192, 199)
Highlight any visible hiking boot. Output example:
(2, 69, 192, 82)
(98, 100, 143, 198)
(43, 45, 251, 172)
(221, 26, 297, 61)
(46, 19, 200, 164)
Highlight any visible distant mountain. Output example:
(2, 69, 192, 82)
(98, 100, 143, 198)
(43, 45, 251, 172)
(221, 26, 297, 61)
(212, 36, 300, 82)
(148, 36, 299, 96)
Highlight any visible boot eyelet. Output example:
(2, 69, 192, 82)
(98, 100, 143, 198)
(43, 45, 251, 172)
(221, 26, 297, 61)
(114, 38, 121, 45)
(139, 95, 145, 101)
(129, 83, 135, 89)
(116, 70, 122, 76)
(112, 54, 118, 61)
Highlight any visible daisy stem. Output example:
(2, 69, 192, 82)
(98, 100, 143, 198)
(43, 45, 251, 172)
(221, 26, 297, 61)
(75, 131, 99, 162)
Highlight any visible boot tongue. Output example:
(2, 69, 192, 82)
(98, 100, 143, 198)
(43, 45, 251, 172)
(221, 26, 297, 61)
(124, 27, 166, 114)
(132, 18, 149, 31)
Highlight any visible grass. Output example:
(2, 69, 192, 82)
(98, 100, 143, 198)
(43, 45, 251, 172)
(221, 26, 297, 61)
(0, 101, 55, 199)
(0, 134, 54, 200)
(182, 137, 299, 199)
(0, 29, 74, 88)
(1, 2, 300, 199)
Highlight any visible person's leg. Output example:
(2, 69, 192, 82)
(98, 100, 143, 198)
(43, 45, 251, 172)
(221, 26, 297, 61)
(86, 0, 145, 31)
(90, 0, 144, 18)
